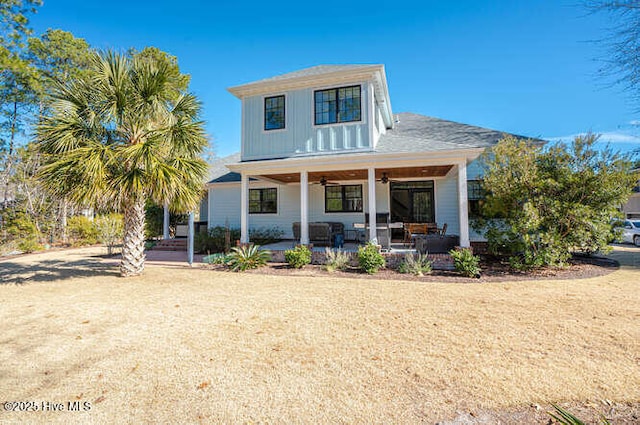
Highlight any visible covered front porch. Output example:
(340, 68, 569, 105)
(226, 153, 475, 251)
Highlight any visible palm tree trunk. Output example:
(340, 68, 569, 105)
(121, 196, 146, 277)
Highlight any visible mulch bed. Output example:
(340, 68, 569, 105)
(209, 254, 619, 283)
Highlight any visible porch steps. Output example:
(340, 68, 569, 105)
(152, 238, 187, 251)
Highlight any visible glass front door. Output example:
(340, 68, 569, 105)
(390, 181, 435, 223)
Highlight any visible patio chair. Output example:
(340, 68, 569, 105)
(403, 223, 428, 247)
(426, 222, 439, 234)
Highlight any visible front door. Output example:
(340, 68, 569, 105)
(390, 181, 435, 238)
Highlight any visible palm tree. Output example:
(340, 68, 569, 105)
(36, 50, 208, 276)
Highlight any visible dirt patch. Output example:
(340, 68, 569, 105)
(212, 255, 619, 283)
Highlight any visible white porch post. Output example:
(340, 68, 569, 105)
(367, 167, 377, 243)
(240, 172, 249, 244)
(187, 211, 194, 265)
(300, 171, 309, 245)
(163, 203, 170, 239)
(457, 161, 470, 248)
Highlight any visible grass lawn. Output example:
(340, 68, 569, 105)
(1, 247, 639, 424)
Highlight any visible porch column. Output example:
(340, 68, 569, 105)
(300, 171, 309, 245)
(187, 211, 194, 265)
(163, 203, 170, 239)
(367, 166, 377, 243)
(457, 161, 470, 248)
(240, 172, 249, 244)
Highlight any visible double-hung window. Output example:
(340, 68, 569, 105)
(325, 185, 363, 213)
(314, 85, 361, 125)
(467, 180, 485, 219)
(264, 95, 285, 130)
(249, 188, 277, 214)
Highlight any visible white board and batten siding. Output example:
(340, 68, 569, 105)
(209, 181, 389, 239)
(207, 172, 486, 241)
(241, 83, 374, 161)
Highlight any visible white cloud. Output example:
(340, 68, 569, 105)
(548, 131, 640, 145)
(629, 120, 640, 126)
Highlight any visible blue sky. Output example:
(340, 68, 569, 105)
(29, 0, 640, 157)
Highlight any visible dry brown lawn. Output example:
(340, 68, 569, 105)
(0, 246, 639, 424)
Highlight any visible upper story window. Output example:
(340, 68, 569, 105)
(249, 188, 277, 214)
(264, 95, 285, 130)
(314, 85, 361, 125)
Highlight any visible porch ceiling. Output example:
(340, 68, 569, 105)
(256, 165, 454, 184)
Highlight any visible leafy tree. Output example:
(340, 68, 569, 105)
(27, 29, 93, 243)
(36, 50, 208, 276)
(0, 0, 42, 50)
(10, 143, 57, 239)
(0, 0, 41, 210)
(478, 134, 636, 269)
(0, 1, 41, 236)
(27, 29, 93, 84)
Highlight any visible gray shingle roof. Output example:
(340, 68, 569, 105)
(242, 65, 381, 86)
(375, 113, 543, 154)
(207, 153, 242, 183)
(208, 113, 545, 178)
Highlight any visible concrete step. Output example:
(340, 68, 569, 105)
(152, 239, 188, 251)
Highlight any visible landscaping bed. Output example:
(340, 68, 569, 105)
(207, 254, 619, 283)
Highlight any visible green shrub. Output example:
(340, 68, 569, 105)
(226, 244, 271, 272)
(249, 226, 284, 245)
(18, 237, 43, 253)
(67, 216, 98, 246)
(479, 134, 635, 269)
(5, 212, 39, 239)
(450, 248, 481, 278)
(195, 226, 241, 254)
(358, 242, 385, 274)
(398, 253, 432, 276)
(204, 252, 231, 265)
(285, 245, 312, 269)
(324, 247, 350, 272)
(94, 213, 124, 255)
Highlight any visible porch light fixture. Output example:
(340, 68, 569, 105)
(380, 173, 389, 184)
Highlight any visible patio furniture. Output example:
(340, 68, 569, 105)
(439, 223, 448, 237)
(403, 222, 442, 247)
(365, 212, 391, 250)
(352, 223, 366, 243)
(414, 234, 459, 253)
(292, 222, 344, 246)
(403, 223, 427, 247)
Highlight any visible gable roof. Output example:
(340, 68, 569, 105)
(244, 65, 381, 85)
(375, 113, 544, 154)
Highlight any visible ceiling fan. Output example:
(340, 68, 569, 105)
(312, 176, 339, 186)
(377, 172, 397, 184)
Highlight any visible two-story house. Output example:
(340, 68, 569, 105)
(205, 64, 535, 249)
